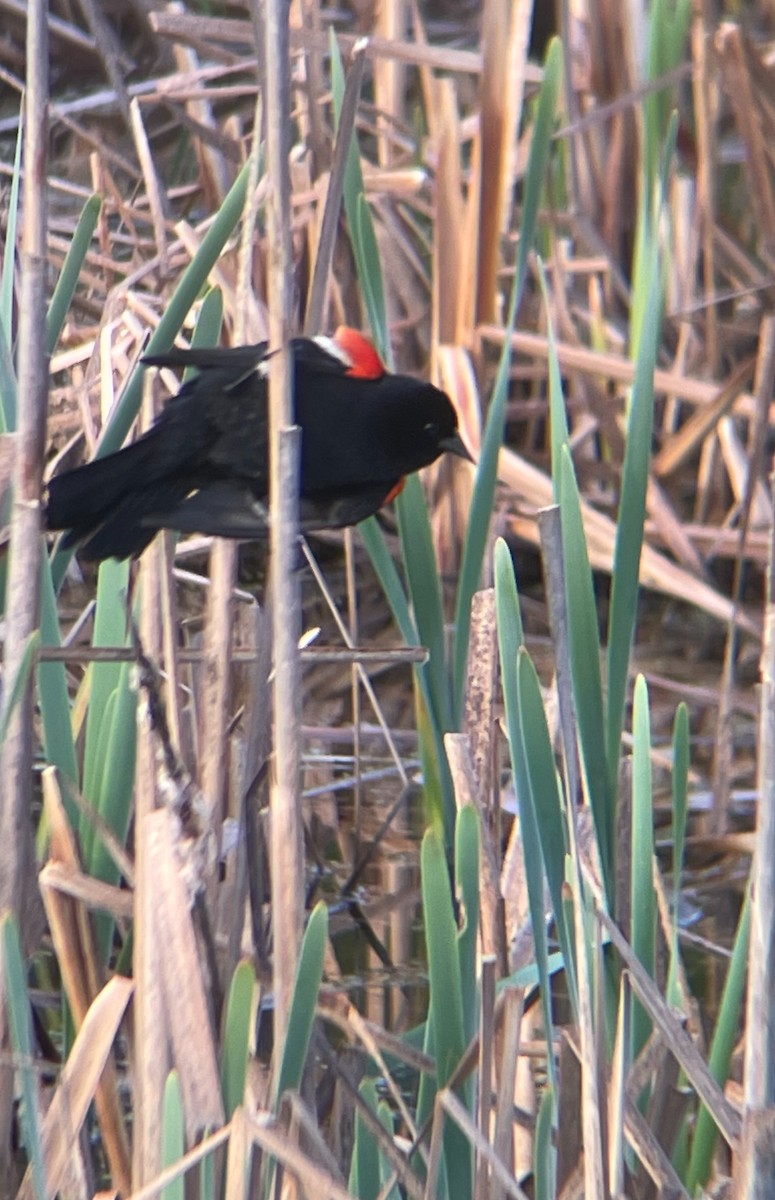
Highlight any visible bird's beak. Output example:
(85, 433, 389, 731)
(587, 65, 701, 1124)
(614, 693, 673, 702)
(440, 432, 475, 463)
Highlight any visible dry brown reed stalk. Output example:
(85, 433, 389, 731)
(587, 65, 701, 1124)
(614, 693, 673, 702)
(0, 2, 47, 920)
(476, 954, 497, 1197)
(475, 0, 533, 328)
(445, 732, 506, 968)
(129, 97, 169, 274)
(432, 79, 467, 346)
(261, 0, 305, 1057)
(712, 317, 775, 837)
(168, 41, 233, 206)
(445, 589, 509, 969)
(296, 0, 328, 175)
(427, 77, 478, 566)
(144, 808, 224, 1138)
(194, 49, 262, 881)
(14, 974, 134, 1200)
(343, 526, 363, 834)
(737, 467, 775, 1190)
(32, 644, 429, 665)
(373, 0, 405, 167)
(196, 469, 237, 817)
(133, 372, 171, 1186)
(148, 10, 545, 82)
(580, 0, 641, 270)
(490, 987, 525, 1200)
(0, 0, 49, 1181)
(691, 0, 721, 377)
(40, 768, 132, 1192)
(716, 24, 775, 272)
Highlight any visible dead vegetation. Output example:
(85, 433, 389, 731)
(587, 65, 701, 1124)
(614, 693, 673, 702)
(1, 0, 774, 1196)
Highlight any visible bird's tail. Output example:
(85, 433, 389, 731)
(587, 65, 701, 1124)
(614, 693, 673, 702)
(45, 438, 184, 559)
(46, 440, 152, 534)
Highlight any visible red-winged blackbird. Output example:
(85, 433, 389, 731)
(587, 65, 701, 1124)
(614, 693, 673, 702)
(45, 327, 471, 562)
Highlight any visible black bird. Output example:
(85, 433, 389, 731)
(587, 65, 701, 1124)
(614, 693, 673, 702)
(45, 327, 471, 562)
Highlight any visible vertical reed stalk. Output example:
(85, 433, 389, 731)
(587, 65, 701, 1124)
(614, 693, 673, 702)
(0, 0, 49, 1178)
(261, 0, 304, 1055)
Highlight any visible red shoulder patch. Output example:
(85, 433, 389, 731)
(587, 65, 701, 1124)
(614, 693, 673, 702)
(382, 478, 406, 505)
(333, 326, 386, 380)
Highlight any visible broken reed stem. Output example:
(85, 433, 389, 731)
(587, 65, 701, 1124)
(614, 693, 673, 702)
(261, 0, 304, 1055)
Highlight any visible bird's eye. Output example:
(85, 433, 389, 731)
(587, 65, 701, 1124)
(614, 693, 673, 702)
(423, 422, 437, 434)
